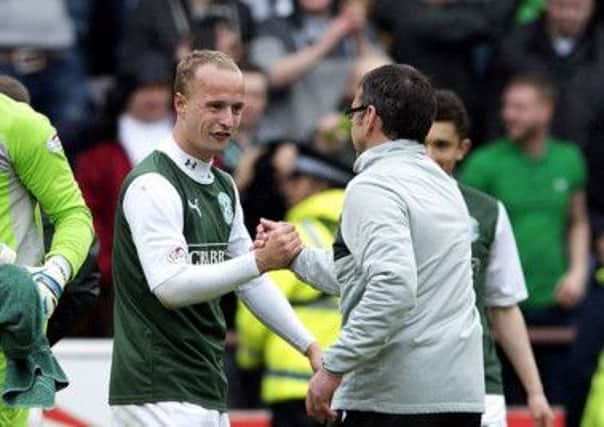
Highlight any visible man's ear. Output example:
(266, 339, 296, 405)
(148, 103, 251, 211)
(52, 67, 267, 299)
(366, 105, 378, 134)
(458, 138, 472, 160)
(174, 92, 187, 115)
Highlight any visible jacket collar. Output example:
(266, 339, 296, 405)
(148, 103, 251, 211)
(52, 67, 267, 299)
(353, 139, 425, 174)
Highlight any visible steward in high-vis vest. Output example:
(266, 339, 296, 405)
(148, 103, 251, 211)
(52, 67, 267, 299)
(237, 147, 351, 427)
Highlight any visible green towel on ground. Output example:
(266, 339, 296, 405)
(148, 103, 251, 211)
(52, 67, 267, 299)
(0, 264, 68, 408)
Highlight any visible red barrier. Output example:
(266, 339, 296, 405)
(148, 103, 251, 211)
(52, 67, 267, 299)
(508, 406, 565, 427)
(229, 407, 567, 427)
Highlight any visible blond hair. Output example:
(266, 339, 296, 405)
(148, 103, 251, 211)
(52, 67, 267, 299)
(174, 50, 240, 96)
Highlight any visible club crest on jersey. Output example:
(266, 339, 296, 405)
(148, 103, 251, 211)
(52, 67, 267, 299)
(46, 134, 63, 154)
(218, 192, 233, 225)
(167, 246, 187, 264)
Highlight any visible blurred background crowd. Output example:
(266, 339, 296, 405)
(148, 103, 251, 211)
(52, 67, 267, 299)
(2, 0, 604, 425)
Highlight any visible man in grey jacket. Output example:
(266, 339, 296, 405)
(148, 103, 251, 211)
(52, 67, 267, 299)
(261, 64, 484, 426)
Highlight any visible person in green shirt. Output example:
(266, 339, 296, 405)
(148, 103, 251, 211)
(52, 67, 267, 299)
(0, 77, 94, 426)
(426, 89, 553, 427)
(460, 74, 590, 404)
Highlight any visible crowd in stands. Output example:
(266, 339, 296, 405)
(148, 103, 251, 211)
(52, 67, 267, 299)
(2, 0, 604, 425)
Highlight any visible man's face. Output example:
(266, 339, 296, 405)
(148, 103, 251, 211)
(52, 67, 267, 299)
(547, 0, 594, 37)
(501, 84, 552, 143)
(175, 64, 244, 161)
(425, 121, 469, 175)
(241, 71, 268, 130)
(299, 0, 332, 14)
(128, 84, 171, 123)
(348, 89, 368, 153)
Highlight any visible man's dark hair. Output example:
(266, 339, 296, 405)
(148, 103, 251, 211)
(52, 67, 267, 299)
(506, 73, 557, 104)
(434, 89, 471, 140)
(359, 64, 436, 142)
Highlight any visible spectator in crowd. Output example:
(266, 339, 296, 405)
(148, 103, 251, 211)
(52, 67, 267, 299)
(490, 0, 604, 221)
(119, 0, 255, 73)
(489, 0, 602, 149)
(109, 50, 321, 426)
(426, 89, 553, 427)
(237, 147, 351, 427)
(240, 0, 293, 22)
(0, 0, 91, 155)
(460, 74, 590, 404)
(309, 49, 392, 168)
(372, 0, 516, 141)
(0, 78, 94, 426)
(75, 53, 174, 337)
(250, 0, 370, 142)
(239, 140, 299, 234)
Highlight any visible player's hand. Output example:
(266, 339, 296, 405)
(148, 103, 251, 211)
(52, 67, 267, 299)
(252, 221, 268, 250)
(254, 219, 303, 272)
(527, 392, 554, 427)
(306, 367, 340, 424)
(27, 264, 65, 319)
(305, 341, 323, 373)
(555, 270, 586, 308)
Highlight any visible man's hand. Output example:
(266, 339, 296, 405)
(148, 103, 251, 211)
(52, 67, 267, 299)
(306, 367, 340, 424)
(305, 341, 323, 372)
(254, 219, 303, 273)
(527, 392, 554, 427)
(555, 270, 586, 308)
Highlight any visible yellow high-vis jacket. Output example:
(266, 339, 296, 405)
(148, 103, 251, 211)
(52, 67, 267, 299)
(236, 189, 344, 403)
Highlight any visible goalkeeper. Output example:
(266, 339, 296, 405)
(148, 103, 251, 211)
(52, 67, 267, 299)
(0, 80, 94, 426)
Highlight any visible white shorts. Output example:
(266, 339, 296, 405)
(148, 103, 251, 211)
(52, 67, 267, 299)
(111, 402, 230, 427)
(481, 394, 507, 427)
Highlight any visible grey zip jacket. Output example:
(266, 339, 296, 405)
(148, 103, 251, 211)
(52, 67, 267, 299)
(292, 139, 484, 414)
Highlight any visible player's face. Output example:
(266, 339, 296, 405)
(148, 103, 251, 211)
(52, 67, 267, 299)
(425, 121, 469, 175)
(175, 64, 244, 161)
(502, 84, 552, 143)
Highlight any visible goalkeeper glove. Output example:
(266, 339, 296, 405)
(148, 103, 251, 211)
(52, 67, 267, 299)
(28, 258, 69, 319)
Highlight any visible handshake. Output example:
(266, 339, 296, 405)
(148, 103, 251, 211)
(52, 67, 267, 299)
(252, 218, 304, 273)
(0, 243, 66, 319)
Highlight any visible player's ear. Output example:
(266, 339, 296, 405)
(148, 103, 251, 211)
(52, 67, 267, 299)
(174, 92, 187, 115)
(458, 138, 472, 160)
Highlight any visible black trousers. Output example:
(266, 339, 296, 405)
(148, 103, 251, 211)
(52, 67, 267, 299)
(333, 410, 482, 427)
(271, 400, 322, 427)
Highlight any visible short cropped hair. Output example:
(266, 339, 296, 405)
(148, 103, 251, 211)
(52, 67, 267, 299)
(0, 75, 31, 104)
(174, 49, 240, 96)
(358, 64, 436, 142)
(505, 73, 557, 104)
(434, 89, 471, 140)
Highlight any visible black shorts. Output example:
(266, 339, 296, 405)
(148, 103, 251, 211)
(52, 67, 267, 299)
(328, 410, 482, 427)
